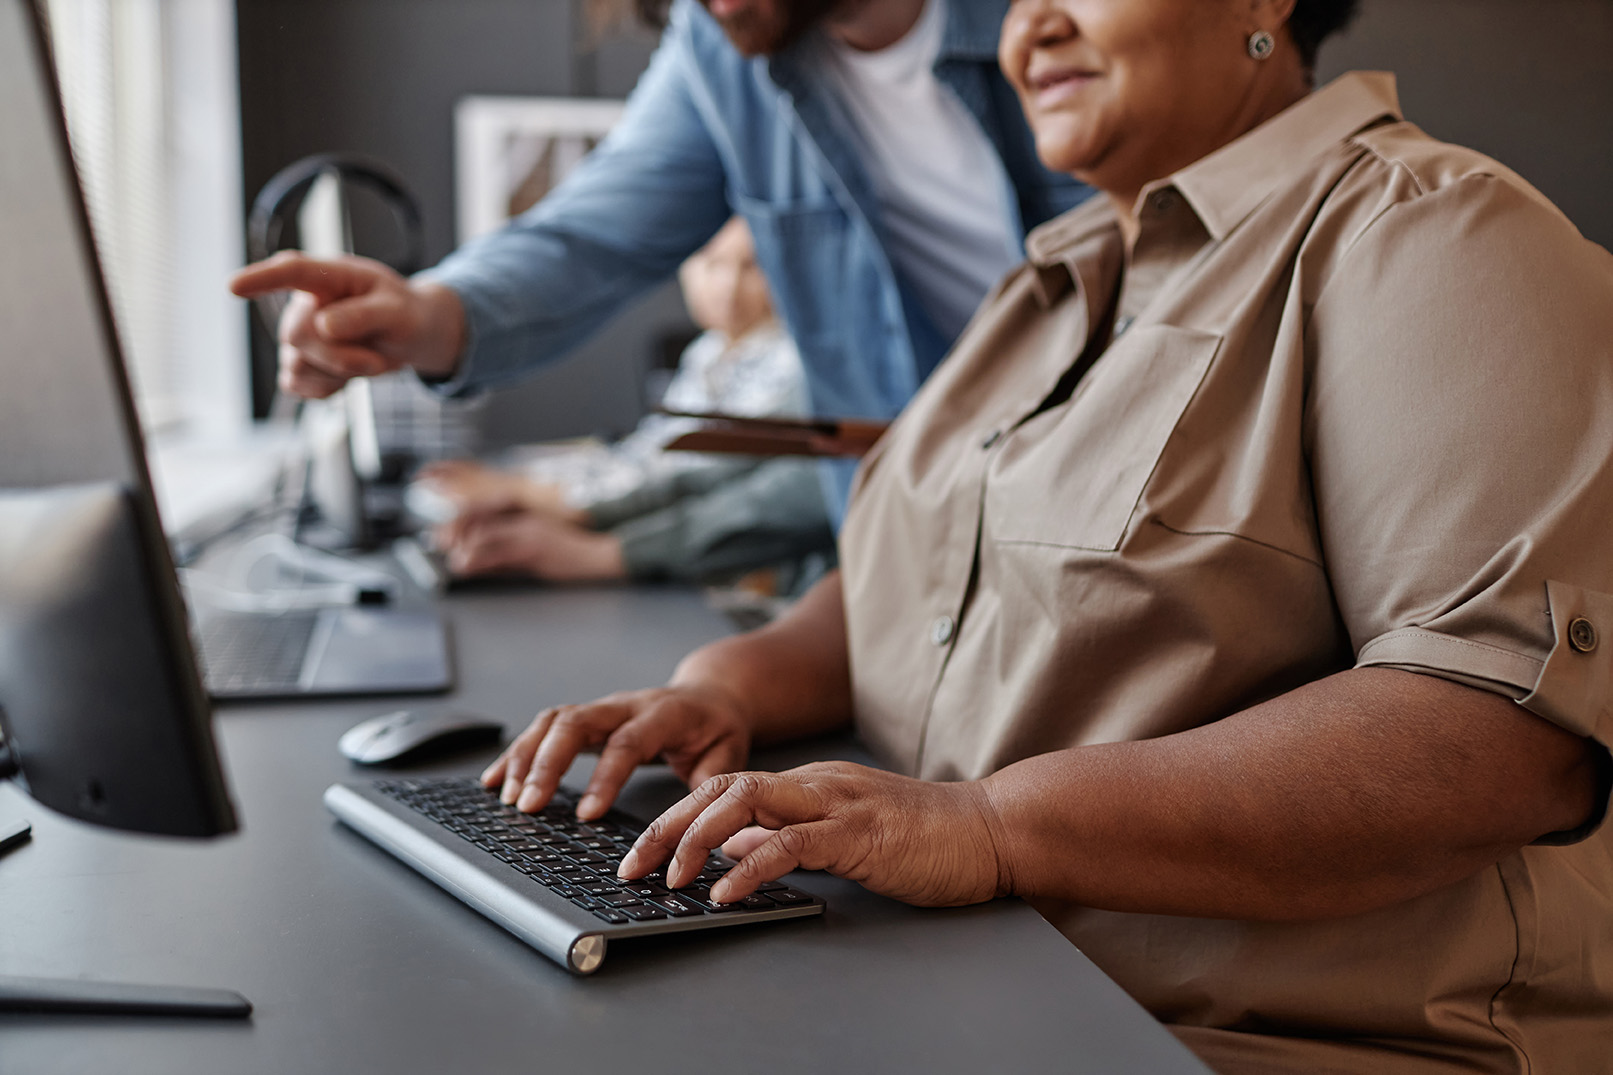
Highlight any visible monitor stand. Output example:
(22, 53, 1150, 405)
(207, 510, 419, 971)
(0, 762, 251, 1018)
(0, 974, 251, 1017)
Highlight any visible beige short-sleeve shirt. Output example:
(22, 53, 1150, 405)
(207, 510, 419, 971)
(840, 73, 1613, 1074)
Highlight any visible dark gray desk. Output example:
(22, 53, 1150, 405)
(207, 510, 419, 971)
(0, 585, 1209, 1074)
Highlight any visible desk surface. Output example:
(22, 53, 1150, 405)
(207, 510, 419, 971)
(0, 584, 1208, 1075)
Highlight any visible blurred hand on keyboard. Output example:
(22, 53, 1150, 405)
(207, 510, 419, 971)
(481, 684, 754, 821)
(618, 762, 1009, 908)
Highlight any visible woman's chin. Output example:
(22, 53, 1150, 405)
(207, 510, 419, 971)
(1029, 124, 1107, 184)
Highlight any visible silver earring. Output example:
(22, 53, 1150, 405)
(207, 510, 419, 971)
(1247, 29, 1276, 60)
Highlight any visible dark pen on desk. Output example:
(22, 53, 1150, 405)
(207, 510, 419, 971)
(0, 818, 32, 860)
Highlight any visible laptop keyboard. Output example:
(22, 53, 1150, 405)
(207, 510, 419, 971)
(376, 777, 820, 924)
(196, 612, 318, 695)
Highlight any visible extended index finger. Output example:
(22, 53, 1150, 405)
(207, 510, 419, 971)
(230, 252, 374, 304)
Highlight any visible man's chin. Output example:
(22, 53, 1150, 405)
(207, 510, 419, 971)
(708, 11, 787, 55)
(703, 0, 839, 57)
(717, 22, 780, 56)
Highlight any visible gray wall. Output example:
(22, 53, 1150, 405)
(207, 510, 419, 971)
(237, 0, 1613, 438)
(1318, 0, 1613, 251)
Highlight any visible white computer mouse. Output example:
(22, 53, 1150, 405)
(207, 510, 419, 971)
(338, 709, 503, 766)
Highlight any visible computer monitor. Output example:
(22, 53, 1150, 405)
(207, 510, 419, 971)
(0, 0, 246, 1016)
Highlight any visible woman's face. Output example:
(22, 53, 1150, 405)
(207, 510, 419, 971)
(1000, 0, 1291, 202)
(680, 218, 774, 342)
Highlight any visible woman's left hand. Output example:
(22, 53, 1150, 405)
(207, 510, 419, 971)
(616, 762, 1008, 907)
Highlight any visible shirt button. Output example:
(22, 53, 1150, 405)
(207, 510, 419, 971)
(1569, 617, 1598, 654)
(931, 616, 955, 647)
(1114, 315, 1136, 338)
(980, 430, 1001, 450)
(1150, 190, 1176, 213)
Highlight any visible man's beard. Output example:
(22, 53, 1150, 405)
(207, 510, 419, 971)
(704, 0, 843, 56)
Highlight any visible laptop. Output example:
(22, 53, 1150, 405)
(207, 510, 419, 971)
(194, 603, 453, 702)
(171, 445, 455, 703)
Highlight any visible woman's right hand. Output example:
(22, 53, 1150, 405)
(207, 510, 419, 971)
(481, 683, 755, 821)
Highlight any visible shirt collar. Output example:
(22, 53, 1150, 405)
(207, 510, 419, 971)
(1166, 71, 1402, 242)
(1023, 198, 1122, 307)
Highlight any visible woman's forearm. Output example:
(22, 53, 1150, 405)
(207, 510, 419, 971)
(672, 569, 853, 745)
(979, 667, 1603, 921)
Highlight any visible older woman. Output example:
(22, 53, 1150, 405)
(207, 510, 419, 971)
(484, 0, 1613, 1069)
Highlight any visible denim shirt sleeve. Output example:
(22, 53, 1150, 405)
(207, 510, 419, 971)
(418, 8, 732, 397)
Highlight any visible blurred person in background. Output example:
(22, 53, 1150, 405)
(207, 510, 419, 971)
(417, 217, 833, 591)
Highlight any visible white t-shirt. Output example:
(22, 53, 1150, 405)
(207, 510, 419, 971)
(820, 0, 1019, 341)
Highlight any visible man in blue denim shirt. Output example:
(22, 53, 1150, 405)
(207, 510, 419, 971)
(232, 0, 1090, 518)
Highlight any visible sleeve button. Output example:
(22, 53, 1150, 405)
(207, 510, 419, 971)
(1569, 617, 1598, 654)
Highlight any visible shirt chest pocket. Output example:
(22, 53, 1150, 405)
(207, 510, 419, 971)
(986, 325, 1221, 553)
(731, 194, 850, 349)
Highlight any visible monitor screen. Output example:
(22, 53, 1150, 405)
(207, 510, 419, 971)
(0, 0, 236, 838)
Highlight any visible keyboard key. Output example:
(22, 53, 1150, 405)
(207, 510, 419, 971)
(622, 881, 668, 898)
(582, 882, 622, 897)
(593, 909, 630, 925)
(683, 885, 745, 912)
(738, 893, 774, 910)
(619, 903, 667, 922)
(603, 891, 642, 908)
(765, 889, 814, 906)
(650, 894, 705, 918)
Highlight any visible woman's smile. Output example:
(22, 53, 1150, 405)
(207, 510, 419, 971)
(1024, 63, 1102, 110)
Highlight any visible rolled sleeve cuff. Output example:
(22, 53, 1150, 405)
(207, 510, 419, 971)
(1357, 580, 1613, 843)
(1520, 581, 1613, 742)
(1356, 628, 1540, 700)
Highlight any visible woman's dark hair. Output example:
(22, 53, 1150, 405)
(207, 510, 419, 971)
(1287, 0, 1361, 69)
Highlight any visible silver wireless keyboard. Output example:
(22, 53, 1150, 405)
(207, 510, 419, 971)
(324, 777, 825, 974)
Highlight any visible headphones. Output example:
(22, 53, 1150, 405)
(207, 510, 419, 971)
(247, 152, 425, 274)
